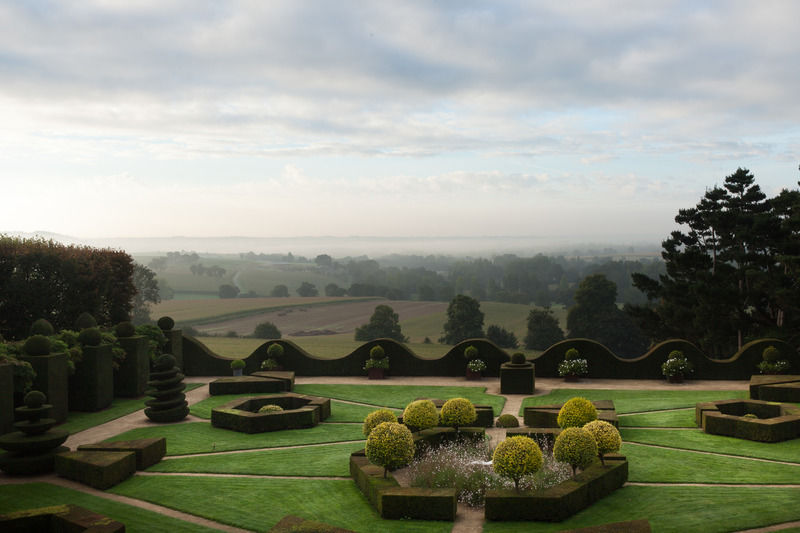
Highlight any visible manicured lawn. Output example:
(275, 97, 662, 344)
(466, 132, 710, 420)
(294, 383, 506, 414)
(148, 441, 365, 476)
(111, 475, 452, 533)
(621, 428, 800, 463)
(105, 421, 364, 455)
(618, 408, 697, 427)
(520, 388, 747, 415)
(0, 482, 220, 533)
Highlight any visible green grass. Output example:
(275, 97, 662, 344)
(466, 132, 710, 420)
(0, 482, 220, 533)
(110, 476, 452, 533)
(148, 441, 365, 476)
(621, 428, 800, 463)
(520, 388, 747, 415)
(293, 383, 505, 414)
(618, 408, 697, 427)
(105, 421, 364, 455)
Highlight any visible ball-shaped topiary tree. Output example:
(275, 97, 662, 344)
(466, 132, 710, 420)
(365, 421, 415, 478)
(402, 400, 439, 432)
(554, 426, 598, 476)
(77, 327, 103, 347)
(557, 397, 598, 429)
(463, 345, 479, 360)
(74, 312, 97, 330)
(114, 321, 136, 338)
(157, 316, 175, 331)
(582, 420, 622, 465)
(510, 352, 527, 365)
(492, 435, 544, 491)
(29, 319, 55, 337)
(23, 335, 52, 356)
(495, 414, 520, 428)
(362, 409, 398, 437)
(258, 404, 284, 413)
(369, 345, 386, 359)
(440, 398, 477, 431)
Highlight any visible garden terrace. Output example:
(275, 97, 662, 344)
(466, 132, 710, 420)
(211, 393, 331, 433)
(696, 399, 800, 442)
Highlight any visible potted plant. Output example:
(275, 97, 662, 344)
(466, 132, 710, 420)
(466, 358, 486, 380)
(230, 359, 246, 376)
(757, 345, 791, 375)
(364, 345, 389, 379)
(661, 350, 693, 383)
(558, 348, 588, 381)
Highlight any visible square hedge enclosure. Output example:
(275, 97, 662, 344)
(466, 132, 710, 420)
(696, 399, 800, 442)
(211, 393, 331, 433)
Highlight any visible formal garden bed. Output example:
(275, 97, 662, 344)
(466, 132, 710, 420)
(210, 392, 331, 433)
(696, 398, 800, 442)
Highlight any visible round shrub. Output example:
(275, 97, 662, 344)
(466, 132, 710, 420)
(762, 345, 780, 363)
(157, 316, 175, 331)
(23, 335, 52, 356)
(267, 343, 285, 360)
(557, 397, 598, 429)
(153, 353, 177, 371)
(402, 400, 439, 432)
(369, 345, 386, 360)
(29, 318, 55, 337)
(511, 352, 526, 365)
(564, 347, 579, 360)
(440, 398, 477, 430)
(582, 420, 622, 464)
(464, 345, 479, 360)
(24, 390, 47, 408)
(74, 312, 97, 330)
(230, 359, 246, 370)
(78, 327, 103, 347)
(495, 414, 520, 428)
(365, 421, 415, 477)
(253, 321, 282, 339)
(114, 321, 136, 338)
(362, 409, 398, 437)
(743, 413, 759, 419)
(258, 404, 284, 413)
(554, 426, 598, 476)
(492, 435, 543, 491)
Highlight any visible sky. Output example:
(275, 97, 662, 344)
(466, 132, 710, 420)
(1, 1, 799, 250)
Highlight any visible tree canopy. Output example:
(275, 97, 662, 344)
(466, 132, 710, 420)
(524, 307, 565, 350)
(354, 304, 406, 342)
(440, 294, 484, 344)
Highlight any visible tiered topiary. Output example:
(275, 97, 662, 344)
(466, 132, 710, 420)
(553, 426, 598, 476)
(402, 399, 439, 432)
(582, 420, 622, 465)
(495, 414, 520, 428)
(20, 333, 69, 424)
(144, 354, 188, 422)
(77, 327, 103, 347)
(464, 345, 486, 379)
(157, 316, 175, 331)
(492, 435, 543, 491)
(363, 409, 398, 437)
(29, 319, 55, 337)
(363, 345, 389, 379)
(440, 397, 477, 431)
(261, 343, 285, 371)
(157, 316, 183, 370)
(74, 312, 98, 330)
(23, 335, 52, 356)
(557, 397, 598, 429)
(757, 345, 791, 375)
(0, 390, 69, 474)
(365, 421, 414, 478)
(114, 321, 136, 338)
(500, 352, 535, 394)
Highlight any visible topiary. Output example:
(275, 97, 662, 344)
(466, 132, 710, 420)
(743, 413, 759, 419)
(510, 352, 527, 365)
(554, 426, 598, 476)
(492, 435, 543, 491)
(267, 343, 285, 360)
(24, 390, 47, 409)
(582, 420, 622, 465)
(114, 321, 136, 338)
(762, 346, 780, 363)
(230, 359, 246, 370)
(365, 421, 414, 478)
(440, 397, 477, 431)
(557, 397, 598, 429)
(258, 404, 284, 413)
(23, 335, 52, 356)
(402, 400, 439, 432)
(464, 345, 479, 360)
(74, 312, 97, 330)
(369, 345, 385, 360)
(157, 316, 175, 331)
(564, 347, 579, 360)
(29, 319, 55, 337)
(495, 414, 520, 428)
(362, 409, 398, 437)
(77, 327, 103, 347)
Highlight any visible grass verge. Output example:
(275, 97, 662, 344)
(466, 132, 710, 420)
(618, 408, 697, 428)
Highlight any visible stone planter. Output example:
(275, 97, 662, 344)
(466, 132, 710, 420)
(20, 353, 69, 424)
(500, 362, 535, 394)
(114, 336, 149, 398)
(69, 344, 113, 412)
(367, 368, 386, 380)
(232, 368, 243, 377)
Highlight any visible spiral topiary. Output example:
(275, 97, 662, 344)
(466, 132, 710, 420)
(362, 409, 398, 437)
(557, 397, 598, 429)
(23, 335, 52, 356)
(510, 352, 527, 365)
(258, 404, 284, 413)
(114, 321, 136, 338)
(554, 426, 598, 476)
(29, 319, 55, 337)
(582, 420, 622, 465)
(440, 397, 477, 431)
(495, 413, 520, 428)
(157, 316, 175, 331)
(144, 353, 189, 423)
(492, 435, 543, 491)
(365, 421, 414, 478)
(77, 327, 103, 347)
(74, 312, 97, 330)
(369, 345, 385, 359)
(402, 400, 439, 432)
(463, 345, 479, 360)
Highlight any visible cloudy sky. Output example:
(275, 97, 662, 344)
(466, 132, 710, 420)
(2, 1, 799, 247)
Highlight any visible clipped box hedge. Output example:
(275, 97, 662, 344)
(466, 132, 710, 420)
(54, 450, 136, 490)
(211, 393, 330, 434)
(524, 400, 618, 428)
(697, 399, 800, 442)
(500, 362, 535, 394)
(68, 344, 114, 412)
(749, 375, 800, 402)
(209, 375, 293, 396)
(0, 504, 125, 533)
(77, 437, 166, 470)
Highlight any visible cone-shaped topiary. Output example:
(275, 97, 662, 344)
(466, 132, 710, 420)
(114, 321, 136, 338)
(77, 327, 103, 347)
(440, 398, 477, 431)
(74, 312, 97, 330)
(258, 404, 284, 413)
(582, 420, 622, 465)
(495, 414, 520, 428)
(365, 421, 414, 478)
(554, 426, 598, 476)
(493, 435, 543, 491)
(29, 319, 55, 337)
(557, 397, 598, 429)
(510, 352, 527, 365)
(144, 354, 188, 423)
(157, 316, 175, 331)
(362, 409, 398, 437)
(23, 335, 52, 356)
(402, 400, 439, 432)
